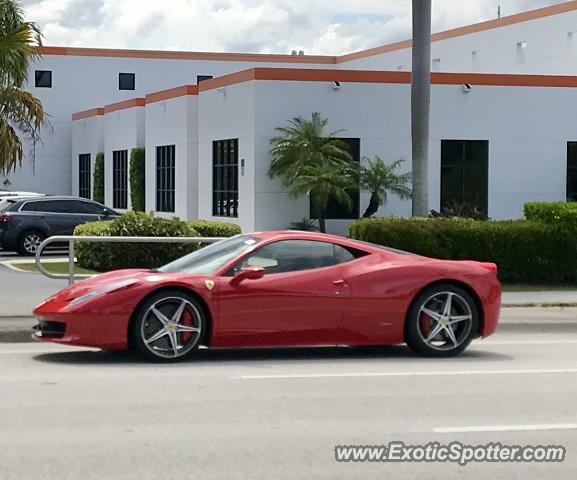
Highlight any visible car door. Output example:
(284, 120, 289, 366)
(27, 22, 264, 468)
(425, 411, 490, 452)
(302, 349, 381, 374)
(213, 239, 352, 347)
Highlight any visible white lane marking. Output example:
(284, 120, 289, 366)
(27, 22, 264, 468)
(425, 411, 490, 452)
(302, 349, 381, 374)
(234, 368, 577, 380)
(434, 424, 577, 434)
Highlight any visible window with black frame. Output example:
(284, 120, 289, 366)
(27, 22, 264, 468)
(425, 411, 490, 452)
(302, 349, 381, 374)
(567, 142, 577, 201)
(440, 140, 489, 215)
(79, 154, 91, 199)
(113, 150, 128, 209)
(212, 139, 239, 218)
(156, 145, 176, 212)
(310, 138, 360, 220)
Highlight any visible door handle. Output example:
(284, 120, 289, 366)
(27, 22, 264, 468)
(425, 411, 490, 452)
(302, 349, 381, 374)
(333, 279, 347, 287)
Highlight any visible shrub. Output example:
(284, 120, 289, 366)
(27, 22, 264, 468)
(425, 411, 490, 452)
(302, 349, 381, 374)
(524, 202, 577, 225)
(93, 152, 105, 204)
(349, 217, 577, 284)
(75, 212, 240, 271)
(129, 148, 145, 212)
(188, 219, 241, 237)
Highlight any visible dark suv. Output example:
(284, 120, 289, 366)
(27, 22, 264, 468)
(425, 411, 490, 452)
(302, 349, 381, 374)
(0, 196, 119, 255)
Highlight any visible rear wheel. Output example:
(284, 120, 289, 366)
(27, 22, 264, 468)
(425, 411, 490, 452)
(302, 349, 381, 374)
(131, 290, 205, 361)
(405, 284, 479, 357)
(18, 230, 46, 256)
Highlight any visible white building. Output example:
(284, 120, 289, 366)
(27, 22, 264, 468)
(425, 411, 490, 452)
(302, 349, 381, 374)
(6, 1, 577, 233)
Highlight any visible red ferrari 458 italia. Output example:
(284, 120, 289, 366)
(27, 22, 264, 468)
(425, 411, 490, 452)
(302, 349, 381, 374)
(33, 231, 501, 360)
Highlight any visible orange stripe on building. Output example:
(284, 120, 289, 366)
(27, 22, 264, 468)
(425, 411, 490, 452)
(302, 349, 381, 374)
(145, 85, 198, 104)
(36, 46, 337, 64)
(199, 68, 577, 90)
(104, 98, 146, 114)
(72, 107, 105, 121)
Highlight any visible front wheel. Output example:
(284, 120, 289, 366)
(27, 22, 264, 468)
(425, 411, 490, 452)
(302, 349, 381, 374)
(405, 284, 479, 357)
(131, 290, 206, 361)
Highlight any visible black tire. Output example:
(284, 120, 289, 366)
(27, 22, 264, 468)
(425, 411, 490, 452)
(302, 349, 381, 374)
(17, 230, 46, 256)
(405, 284, 479, 358)
(130, 289, 206, 362)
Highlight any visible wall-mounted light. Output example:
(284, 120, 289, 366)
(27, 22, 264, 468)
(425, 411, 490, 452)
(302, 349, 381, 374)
(461, 83, 472, 94)
(333, 81, 341, 90)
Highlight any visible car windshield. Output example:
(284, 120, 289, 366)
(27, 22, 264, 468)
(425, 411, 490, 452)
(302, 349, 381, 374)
(158, 235, 261, 275)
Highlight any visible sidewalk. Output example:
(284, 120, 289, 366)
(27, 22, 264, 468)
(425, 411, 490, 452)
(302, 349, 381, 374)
(502, 291, 577, 307)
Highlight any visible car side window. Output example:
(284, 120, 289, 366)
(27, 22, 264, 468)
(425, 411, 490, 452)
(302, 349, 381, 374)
(76, 201, 104, 215)
(231, 240, 364, 275)
(21, 200, 48, 212)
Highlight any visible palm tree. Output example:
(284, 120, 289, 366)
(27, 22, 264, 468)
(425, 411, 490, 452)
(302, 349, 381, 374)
(269, 112, 356, 233)
(360, 157, 412, 218)
(0, 0, 46, 175)
(411, 0, 432, 217)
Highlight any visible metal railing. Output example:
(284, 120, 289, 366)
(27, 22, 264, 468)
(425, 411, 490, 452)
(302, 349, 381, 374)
(34, 235, 225, 285)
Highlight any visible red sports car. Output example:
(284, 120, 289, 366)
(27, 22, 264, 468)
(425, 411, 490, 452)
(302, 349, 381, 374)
(33, 231, 501, 361)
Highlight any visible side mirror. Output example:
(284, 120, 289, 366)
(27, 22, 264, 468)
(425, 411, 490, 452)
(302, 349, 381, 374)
(231, 267, 265, 286)
(101, 208, 111, 218)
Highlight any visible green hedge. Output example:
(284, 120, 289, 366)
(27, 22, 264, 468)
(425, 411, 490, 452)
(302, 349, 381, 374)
(524, 202, 577, 224)
(349, 217, 577, 284)
(93, 152, 105, 204)
(129, 148, 145, 212)
(74, 212, 241, 271)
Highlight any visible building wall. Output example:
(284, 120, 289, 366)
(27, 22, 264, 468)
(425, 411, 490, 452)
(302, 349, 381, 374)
(71, 115, 104, 198)
(104, 105, 145, 211)
(339, 7, 577, 75)
(145, 93, 199, 219)
(2, 51, 332, 195)
(198, 77, 577, 233)
(198, 82, 256, 232)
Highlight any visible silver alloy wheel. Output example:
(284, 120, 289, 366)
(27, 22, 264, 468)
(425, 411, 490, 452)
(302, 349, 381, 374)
(23, 233, 43, 254)
(416, 291, 473, 351)
(140, 296, 203, 359)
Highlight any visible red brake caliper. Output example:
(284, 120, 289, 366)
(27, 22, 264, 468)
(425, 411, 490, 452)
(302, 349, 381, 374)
(180, 309, 193, 344)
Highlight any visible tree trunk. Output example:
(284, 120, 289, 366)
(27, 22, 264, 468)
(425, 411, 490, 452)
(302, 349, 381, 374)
(362, 192, 381, 218)
(318, 217, 327, 233)
(411, 0, 432, 217)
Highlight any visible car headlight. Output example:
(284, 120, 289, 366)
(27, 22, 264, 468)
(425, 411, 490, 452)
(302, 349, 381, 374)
(69, 279, 138, 306)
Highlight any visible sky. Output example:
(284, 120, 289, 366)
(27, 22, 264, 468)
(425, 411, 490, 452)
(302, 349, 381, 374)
(21, 0, 566, 55)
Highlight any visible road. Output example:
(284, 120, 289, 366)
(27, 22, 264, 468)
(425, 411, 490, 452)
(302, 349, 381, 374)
(1, 330, 576, 479)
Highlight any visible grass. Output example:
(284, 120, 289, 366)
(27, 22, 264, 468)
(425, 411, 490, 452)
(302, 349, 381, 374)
(12, 261, 98, 275)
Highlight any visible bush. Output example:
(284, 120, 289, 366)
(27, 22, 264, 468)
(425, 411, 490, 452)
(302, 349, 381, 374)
(349, 217, 577, 284)
(74, 212, 240, 271)
(129, 148, 145, 212)
(188, 219, 241, 238)
(93, 152, 104, 204)
(524, 202, 577, 225)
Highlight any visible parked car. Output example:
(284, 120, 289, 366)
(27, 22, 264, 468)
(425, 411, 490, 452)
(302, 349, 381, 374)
(0, 191, 45, 198)
(33, 231, 501, 361)
(0, 196, 119, 255)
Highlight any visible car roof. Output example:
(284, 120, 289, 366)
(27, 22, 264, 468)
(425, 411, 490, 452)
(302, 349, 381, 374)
(11, 195, 100, 203)
(248, 230, 397, 254)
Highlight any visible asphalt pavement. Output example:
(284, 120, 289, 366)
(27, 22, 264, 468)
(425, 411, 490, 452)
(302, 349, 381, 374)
(1, 330, 576, 480)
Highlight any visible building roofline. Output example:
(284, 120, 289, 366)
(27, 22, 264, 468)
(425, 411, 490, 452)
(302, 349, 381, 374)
(74, 67, 577, 120)
(338, 0, 577, 63)
(39, 1, 577, 66)
(145, 85, 198, 104)
(36, 46, 337, 64)
(72, 107, 104, 121)
(104, 98, 146, 114)
(198, 67, 577, 91)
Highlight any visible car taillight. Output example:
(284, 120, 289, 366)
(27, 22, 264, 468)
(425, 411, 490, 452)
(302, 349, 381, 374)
(0, 213, 13, 223)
